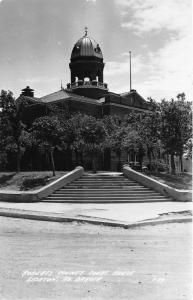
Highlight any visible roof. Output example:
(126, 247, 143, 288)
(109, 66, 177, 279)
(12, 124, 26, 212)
(39, 89, 102, 106)
(38, 88, 150, 111)
(68, 91, 102, 105)
(39, 90, 70, 103)
(71, 35, 103, 60)
(121, 89, 146, 102)
(108, 90, 150, 110)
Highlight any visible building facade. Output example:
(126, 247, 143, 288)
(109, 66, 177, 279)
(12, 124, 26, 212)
(20, 30, 151, 171)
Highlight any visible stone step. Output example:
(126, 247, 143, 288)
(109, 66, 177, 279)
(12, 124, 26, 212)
(50, 195, 164, 199)
(61, 186, 148, 190)
(80, 178, 126, 180)
(46, 195, 168, 200)
(77, 177, 131, 180)
(79, 179, 128, 182)
(81, 174, 124, 176)
(81, 178, 126, 180)
(42, 199, 171, 203)
(59, 187, 150, 191)
(71, 177, 133, 179)
(68, 182, 141, 186)
(54, 190, 157, 195)
(75, 180, 135, 183)
(73, 181, 136, 186)
(42, 173, 171, 204)
(66, 186, 142, 189)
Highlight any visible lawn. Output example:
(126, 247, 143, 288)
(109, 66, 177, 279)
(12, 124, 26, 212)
(148, 172, 192, 190)
(0, 171, 66, 191)
(0, 170, 192, 191)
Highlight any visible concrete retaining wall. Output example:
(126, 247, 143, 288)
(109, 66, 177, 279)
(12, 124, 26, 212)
(123, 165, 192, 202)
(0, 166, 84, 202)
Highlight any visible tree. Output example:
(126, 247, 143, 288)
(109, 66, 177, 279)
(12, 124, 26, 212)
(138, 106, 161, 171)
(82, 116, 106, 172)
(0, 90, 28, 172)
(106, 126, 126, 171)
(123, 103, 161, 171)
(31, 116, 63, 176)
(104, 113, 158, 171)
(0, 91, 16, 170)
(65, 114, 106, 172)
(102, 115, 125, 171)
(159, 95, 192, 174)
(58, 113, 83, 169)
(17, 96, 46, 128)
(184, 138, 192, 160)
(122, 127, 146, 170)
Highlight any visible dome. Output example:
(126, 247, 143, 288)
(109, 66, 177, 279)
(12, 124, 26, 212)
(69, 28, 106, 96)
(71, 32, 103, 61)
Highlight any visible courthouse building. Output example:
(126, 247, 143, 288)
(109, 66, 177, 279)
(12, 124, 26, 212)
(21, 29, 150, 117)
(20, 29, 151, 170)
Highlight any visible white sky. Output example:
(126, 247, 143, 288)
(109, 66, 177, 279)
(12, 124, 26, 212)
(0, 0, 192, 101)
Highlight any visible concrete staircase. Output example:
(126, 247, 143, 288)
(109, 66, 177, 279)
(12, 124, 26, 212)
(42, 173, 172, 203)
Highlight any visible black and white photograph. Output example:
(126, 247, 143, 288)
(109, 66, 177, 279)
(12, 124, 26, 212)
(0, 0, 192, 299)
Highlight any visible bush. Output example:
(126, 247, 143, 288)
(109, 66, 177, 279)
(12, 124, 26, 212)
(20, 176, 49, 190)
(146, 162, 169, 173)
(157, 164, 167, 172)
(128, 162, 141, 171)
(0, 173, 16, 185)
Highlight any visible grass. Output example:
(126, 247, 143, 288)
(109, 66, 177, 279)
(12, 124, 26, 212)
(148, 172, 192, 190)
(0, 170, 191, 191)
(0, 171, 67, 191)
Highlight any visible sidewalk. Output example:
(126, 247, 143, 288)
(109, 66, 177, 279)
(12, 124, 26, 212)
(0, 201, 192, 227)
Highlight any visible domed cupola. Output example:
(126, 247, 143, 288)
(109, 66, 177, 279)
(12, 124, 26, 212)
(71, 35, 103, 61)
(67, 28, 108, 99)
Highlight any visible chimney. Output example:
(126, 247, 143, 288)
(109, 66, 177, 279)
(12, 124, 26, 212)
(20, 86, 34, 97)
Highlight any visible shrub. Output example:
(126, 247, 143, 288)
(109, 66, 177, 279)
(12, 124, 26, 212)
(0, 173, 16, 185)
(20, 176, 49, 190)
(146, 162, 168, 173)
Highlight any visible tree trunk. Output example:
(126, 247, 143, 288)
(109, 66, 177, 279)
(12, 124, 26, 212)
(92, 153, 97, 173)
(148, 148, 152, 171)
(170, 154, 176, 175)
(75, 150, 79, 165)
(166, 154, 170, 174)
(139, 155, 143, 172)
(80, 152, 83, 166)
(50, 150, 56, 176)
(179, 155, 183, 172)
(104, 148, 111, 171)
(16, 151, 21, 173)
(153, 151, 158, 174)
(16, 146, 21, 173)
(117, 151, 121, 172)
(66, 148, 72, 170)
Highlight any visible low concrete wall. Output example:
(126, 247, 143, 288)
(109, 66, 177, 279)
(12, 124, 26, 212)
(123, 165, 192, 202)
(0, 166, 84, 202)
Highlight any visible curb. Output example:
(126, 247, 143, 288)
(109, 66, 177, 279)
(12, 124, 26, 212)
(0, 208, 192, 229)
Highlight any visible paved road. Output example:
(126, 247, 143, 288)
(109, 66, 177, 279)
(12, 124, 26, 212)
(0, 217, 192, 300)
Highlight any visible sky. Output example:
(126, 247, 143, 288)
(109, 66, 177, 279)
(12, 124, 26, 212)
(0, 0, 192, 101)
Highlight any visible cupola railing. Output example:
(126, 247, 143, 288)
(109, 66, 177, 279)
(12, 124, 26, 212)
(66, 80, 108, 91)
